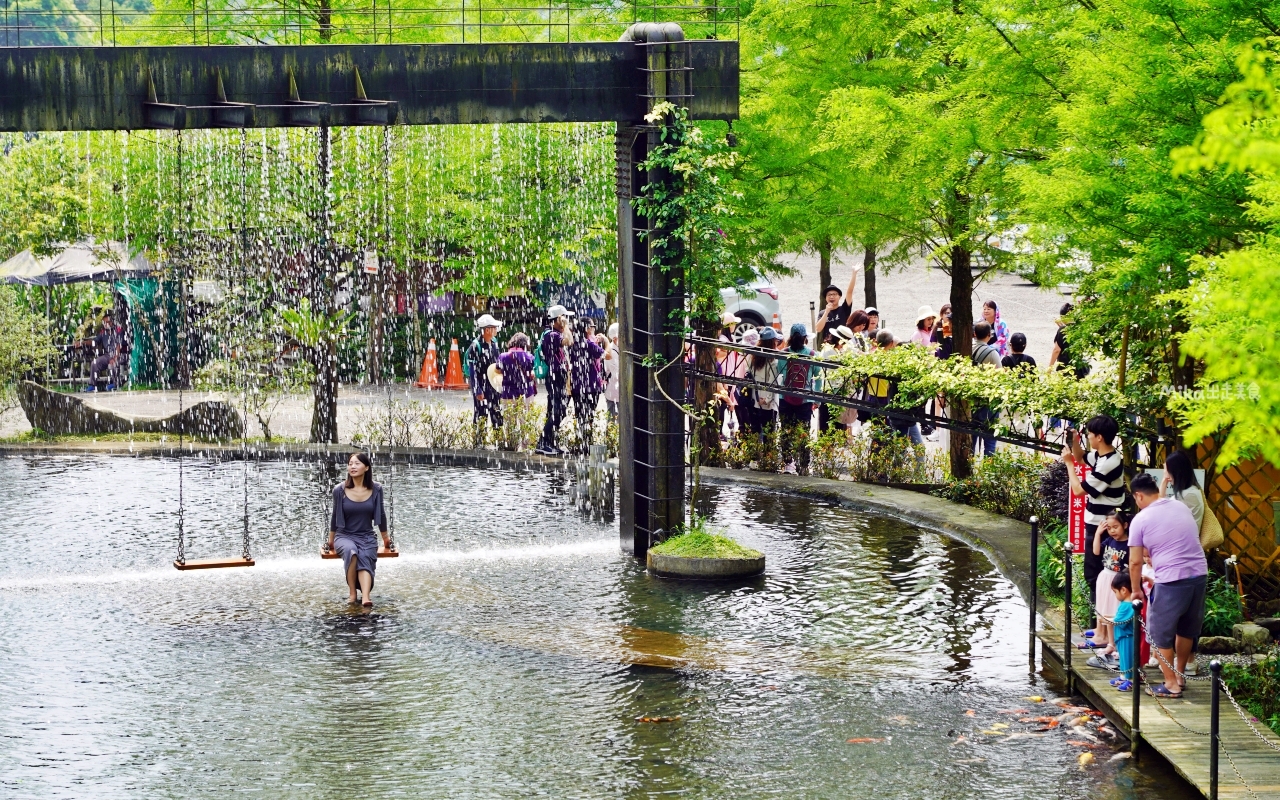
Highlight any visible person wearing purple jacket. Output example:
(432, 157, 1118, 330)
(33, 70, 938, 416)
(496, 333, 536, 401)
(568, 318, 605, 451)
(1128, 472, 1209, 699)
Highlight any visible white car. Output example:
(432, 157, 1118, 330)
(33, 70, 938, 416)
(720, 274, 780, 341)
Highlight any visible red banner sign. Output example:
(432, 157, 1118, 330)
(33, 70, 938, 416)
(1068, 462, 1088, 552)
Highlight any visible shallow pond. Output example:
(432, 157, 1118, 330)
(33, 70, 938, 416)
(0, 455, 1195, 799)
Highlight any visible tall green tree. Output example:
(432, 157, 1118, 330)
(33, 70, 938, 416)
(1169, 39, 1280, 468)
(1011, 0, 1266, 420)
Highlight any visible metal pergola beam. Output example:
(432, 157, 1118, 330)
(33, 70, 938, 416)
(0, 40, 738, 131)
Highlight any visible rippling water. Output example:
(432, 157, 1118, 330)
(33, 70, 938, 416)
(0, 454, 1194, 799)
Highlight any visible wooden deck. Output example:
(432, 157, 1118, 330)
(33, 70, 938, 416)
(1038, 631, 1280, 799)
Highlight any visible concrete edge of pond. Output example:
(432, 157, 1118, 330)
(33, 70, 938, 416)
(699, 467, 1064, 630)
(647, 550, 766, 580)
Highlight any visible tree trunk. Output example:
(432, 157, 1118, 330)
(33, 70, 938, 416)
(692, 319, 723, 469)
(366, 259, 385, 382)
(818, 238, 832, 305)
(863, 244, 878, 309)
(310, 341, 339, 443)
(948, 240, 975, 479)
(317, 0, 333, 41)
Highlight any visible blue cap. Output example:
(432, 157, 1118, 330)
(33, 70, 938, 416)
(758, 326, 779, 343)
(790, 322, 807, 337)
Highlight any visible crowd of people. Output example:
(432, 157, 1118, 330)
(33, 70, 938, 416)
(463, 305, 620, 456)
(696, 265, 1084, 472)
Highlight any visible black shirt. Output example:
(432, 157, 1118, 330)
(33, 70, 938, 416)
(820, 300, 852, 341)
(1002, 353, 1037, 369)
(1054, 325, 1089, 378)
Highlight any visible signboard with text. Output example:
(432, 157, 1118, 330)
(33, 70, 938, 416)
(1068, 462, 1088, 552)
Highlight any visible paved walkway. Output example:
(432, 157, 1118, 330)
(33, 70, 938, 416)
(1039, 632, 1280, 799)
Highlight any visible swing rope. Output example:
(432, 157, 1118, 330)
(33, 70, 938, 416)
(175, 129, 187, 568)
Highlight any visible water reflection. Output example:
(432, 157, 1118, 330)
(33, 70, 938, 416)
(0, 454, 1194, 799)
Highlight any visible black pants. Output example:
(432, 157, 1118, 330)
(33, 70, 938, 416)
(778, 402, 813, 473)
(1082, 523, 1102, 627)
(538, 377, 568, 451)
(572, 390, 600, 447)
(473, 389, 503, 428)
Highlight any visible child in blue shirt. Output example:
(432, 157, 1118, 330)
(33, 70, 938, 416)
(1110, 569, 1138, 692)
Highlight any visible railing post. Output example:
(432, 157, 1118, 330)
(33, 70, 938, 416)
(1029, 515, 1039, 671)
(1210, 660, 1222, 800)
(1131, 600, 1141, 757)
(1063, 539, 1073, 693)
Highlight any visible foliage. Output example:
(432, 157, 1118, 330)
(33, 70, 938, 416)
(811, 422, 946, 485)
(1166, 41, 1280, 468)
(1221, 653, 1280, 737)
(1070, 559, 1093, 632)
(0, 288, 58, 414)
(825, 345, 1127, 440)
(1037, 520, 1068, 603)
(1037, 460, 1070, 524)
(935, 450, 1053, 524)
(0, 133, 94, 257)
(1201, 573, 1246, 638)
(652, 517, 762, 559)
(723, 426, 783, 474)
(634, 102, 753, 327)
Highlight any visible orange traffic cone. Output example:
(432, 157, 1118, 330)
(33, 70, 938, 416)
(414, 339, 442, 389)
(443, 338, 469, 390)
(771, 311, 782, 332)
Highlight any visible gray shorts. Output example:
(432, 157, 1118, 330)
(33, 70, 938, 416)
(1147, 575, 1208, 649)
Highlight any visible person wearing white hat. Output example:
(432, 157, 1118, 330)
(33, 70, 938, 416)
(910, 305, 937, 347)
(466, 314, 505, 428)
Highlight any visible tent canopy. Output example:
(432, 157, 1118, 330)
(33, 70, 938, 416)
(0, 241, 153, 286)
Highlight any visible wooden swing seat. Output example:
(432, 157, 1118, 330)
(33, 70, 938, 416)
(321, 545, 398, 559)
(173, 557, 256, 571)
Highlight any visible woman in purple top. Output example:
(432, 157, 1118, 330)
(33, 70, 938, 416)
(496, 333, 537, 401)
(568, 319, 605, 448)
(325, 453, 391, 608)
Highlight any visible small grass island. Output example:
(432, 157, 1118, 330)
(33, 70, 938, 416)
(646, 520, 765, 580)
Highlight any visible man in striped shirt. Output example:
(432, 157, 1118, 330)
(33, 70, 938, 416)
(1062, 414, 1127, 622)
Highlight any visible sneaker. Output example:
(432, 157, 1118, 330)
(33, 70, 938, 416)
(534, 446, 558, 456)
(1115, 679, 1133, 692)
(1184, 661, 1198, 677)
(84, 386, 96, 392)
(1086, 653, 1117, 669)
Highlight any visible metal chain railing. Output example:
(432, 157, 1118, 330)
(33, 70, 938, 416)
(1053, 538, 1271, 800)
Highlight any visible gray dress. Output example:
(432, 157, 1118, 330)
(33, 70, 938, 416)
(331, 483, 387, 587)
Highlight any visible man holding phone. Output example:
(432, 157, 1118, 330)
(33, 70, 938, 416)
(1062, 415, 1127, 628)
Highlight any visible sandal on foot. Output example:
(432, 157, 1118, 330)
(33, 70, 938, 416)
(1109, 676, 1126, 686)
(1147, 684, 1182, 699)
(1077, 641, 1107, 650)
(362, 600, 373, 608)
(1115, 680, 1133, 692)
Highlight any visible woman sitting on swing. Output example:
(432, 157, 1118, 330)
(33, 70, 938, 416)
(325, 453, 392, 607)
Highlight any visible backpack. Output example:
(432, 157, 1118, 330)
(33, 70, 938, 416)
(533, 331, 551, 380)
(781, 354, 810, 406)
(971, 343, 998, 366)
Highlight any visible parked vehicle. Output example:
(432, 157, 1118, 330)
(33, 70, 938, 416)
(720, 274, 780, 341)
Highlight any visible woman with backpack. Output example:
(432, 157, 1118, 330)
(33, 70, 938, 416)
(778, 323, 819, 474)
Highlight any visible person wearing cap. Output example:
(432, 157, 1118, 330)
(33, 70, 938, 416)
(603, 322, 621, 421)
(910, 305, 937, 347)
(815, 264, 861, 344)
(744, 326, 783, 437)
(865, 307, 880, 334)
(717, 311, 748, 433)
(568, 317, 606, 450)
(465, 314, 504, 428)
(778, 323, 820, 474)
(817, 325, 854, 433)
(535, 305, 573, 455)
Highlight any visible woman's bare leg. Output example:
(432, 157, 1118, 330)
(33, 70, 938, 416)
(358, 570, 373, 606)
(346, 557, 359, 604)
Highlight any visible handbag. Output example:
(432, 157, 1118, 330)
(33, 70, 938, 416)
(1199, 505, 1225, 551)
